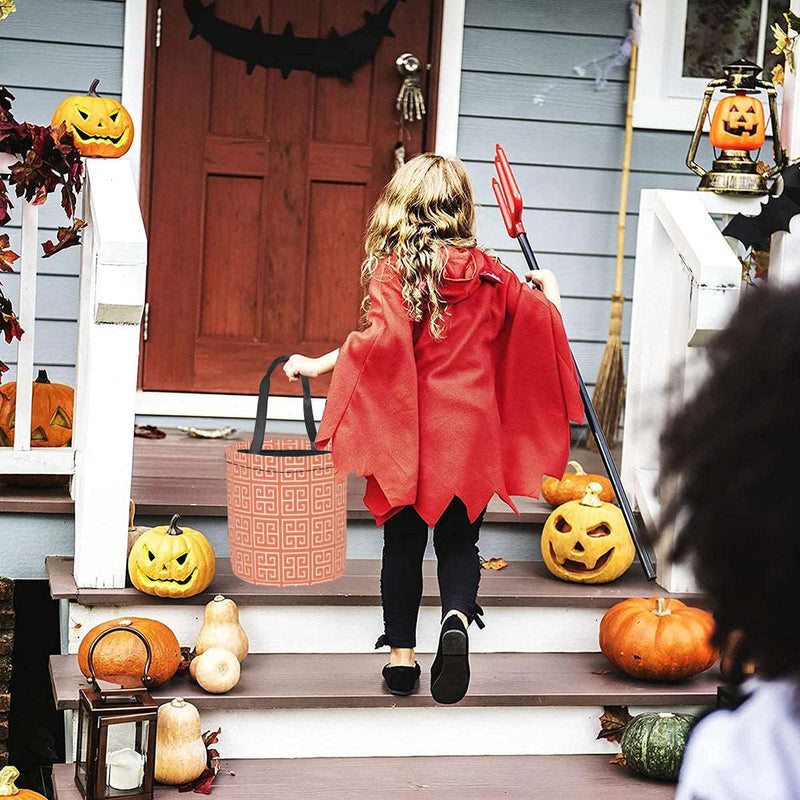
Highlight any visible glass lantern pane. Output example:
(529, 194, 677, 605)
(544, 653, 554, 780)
(102, 720, 150, 797)
(76, 703, 91, 786)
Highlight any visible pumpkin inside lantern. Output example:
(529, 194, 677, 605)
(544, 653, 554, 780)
(541, 482, 634, 584)
(709, 92, 766, 151)
(51, 79, 134, 158)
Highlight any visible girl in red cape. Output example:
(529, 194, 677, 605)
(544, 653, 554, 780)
(284, 154, 583, 704)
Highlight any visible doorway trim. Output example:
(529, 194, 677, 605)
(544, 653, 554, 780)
(126, 0, 464, 419)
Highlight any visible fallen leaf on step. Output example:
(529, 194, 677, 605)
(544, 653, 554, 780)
(481, 557, 508, 570)
(596, 705, 633, 742)
(609, 753, 627, 767)
(591, 669, 612, 675)
(134, 424, 167, 439)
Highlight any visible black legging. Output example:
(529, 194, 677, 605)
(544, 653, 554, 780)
(376, 497, 487, 649)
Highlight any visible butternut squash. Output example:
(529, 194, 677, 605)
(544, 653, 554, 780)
(154, 698, 207, 786)
(190, 647, 240, 694)
(195, 595, 249, 662)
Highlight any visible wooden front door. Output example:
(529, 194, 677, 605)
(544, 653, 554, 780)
(142, 0, 437, 394)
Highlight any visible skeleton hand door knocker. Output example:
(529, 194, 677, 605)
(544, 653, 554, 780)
(395, 53, 426, 122)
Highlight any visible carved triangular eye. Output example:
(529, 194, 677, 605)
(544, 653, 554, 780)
(587, 524, 611, 537)
(730, 104, 739, 113)
(49, 406, 72, 428)
(176, 553, 188, 565)
(555, 517, 572, 533)
(31, 426, 48, 442)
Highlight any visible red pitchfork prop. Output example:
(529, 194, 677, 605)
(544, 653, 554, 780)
(492, 143, 655, 580)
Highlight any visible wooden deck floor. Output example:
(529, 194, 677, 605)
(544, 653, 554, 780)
(0, 428, 621, 522)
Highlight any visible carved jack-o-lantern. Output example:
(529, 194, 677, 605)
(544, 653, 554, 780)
(128, 514, 216, 599)
(51, 79, 134, 158)
(0, 369, 74, 448)
(709, 92, 766, 151)
(541, 482, 634, 584)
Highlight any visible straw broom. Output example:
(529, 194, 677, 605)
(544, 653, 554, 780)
(589, 29, 638, 450)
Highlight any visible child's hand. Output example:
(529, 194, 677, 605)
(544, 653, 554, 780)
(524, 269, 562, 311)
(283, 354, 321, 382)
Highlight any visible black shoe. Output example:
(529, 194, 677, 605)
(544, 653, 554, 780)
(430, 614, 470, 705)
(382, 662, 421, 696)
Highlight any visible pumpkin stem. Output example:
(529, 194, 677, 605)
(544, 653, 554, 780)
(0, 766, 20, 796)
(88, 78, 101, 97)
(213, 595, 225, 602)
(35, 369, 50, 384)
(171, 698, 186, 708)
(567, 460, 586, 475)
(653, 597, 672, 616)
(579, 481, 604, 508)
(167, 514, 183, 536)
(129, 499, 136, 532)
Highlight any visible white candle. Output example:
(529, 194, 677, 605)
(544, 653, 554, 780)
(106, 747, 145, 791)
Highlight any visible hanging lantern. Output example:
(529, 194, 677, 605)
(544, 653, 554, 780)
(686, 59, 786, 194)
(74, 625, 158, 800)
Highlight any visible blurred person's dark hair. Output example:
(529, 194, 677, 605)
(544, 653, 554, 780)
(660, 284, 800, 680)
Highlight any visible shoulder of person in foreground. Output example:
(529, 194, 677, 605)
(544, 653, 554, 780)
(676, 678, 800, 800)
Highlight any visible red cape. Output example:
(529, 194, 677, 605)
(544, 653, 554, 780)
(316, 247, 584, 526)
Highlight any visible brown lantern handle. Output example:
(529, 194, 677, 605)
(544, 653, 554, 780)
(86, 625, 154, 691)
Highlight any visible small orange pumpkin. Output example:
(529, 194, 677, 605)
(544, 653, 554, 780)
(541, 461, 614, 507)
(78, 617, 182, 688)
(0, 369, 74, 448)
(599, 597, 718, 681)
(0, 767, 46, 799)
(51, 79, 134, 158)
(709, 92, 765, 151)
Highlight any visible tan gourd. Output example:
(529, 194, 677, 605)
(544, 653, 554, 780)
(190, 647, 241, 694)
(154, 698, 207, 786)
(195, 595, 249, 662)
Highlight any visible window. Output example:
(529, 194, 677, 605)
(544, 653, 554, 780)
(634, 0, 788, 131)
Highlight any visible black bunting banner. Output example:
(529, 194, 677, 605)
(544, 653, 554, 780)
(183, 0, 403, 81)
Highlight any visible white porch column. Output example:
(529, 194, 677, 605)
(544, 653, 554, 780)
(769, 0, 800, 286)
(71, 159, 147, 589)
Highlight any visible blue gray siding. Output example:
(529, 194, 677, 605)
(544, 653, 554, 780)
(0, 0, 125, 386)
(458, 0, 697, 393)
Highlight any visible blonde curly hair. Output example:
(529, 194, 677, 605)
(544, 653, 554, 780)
(361, 153, 477, 339)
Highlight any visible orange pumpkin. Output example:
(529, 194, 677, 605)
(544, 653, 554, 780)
(709, 92, 765, 151)
(0, 369, 73, 448)
(77, 617, 182, 688)
(599, 597, 718, 681)
(0, 766, 46, 799)
(541, 461, 614, 507)
(51, 79, 134, 158)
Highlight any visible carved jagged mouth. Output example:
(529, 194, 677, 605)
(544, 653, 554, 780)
(137, 567, 197, 586)
(723, 121, 758, 137)
(72, 125, 129, 145)
(550, 543, 614, 573)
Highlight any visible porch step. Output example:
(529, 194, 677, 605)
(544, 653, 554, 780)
(50, 651, 718, 711)
(48, 556, 693, 608)
(3, 429, 619, 520)
(52, 557, 698, 654)
(52, 754, 676, 799)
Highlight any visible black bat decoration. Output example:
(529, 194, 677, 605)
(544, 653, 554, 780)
(184, 0, 403, 81)
(722, 162, 800, 250)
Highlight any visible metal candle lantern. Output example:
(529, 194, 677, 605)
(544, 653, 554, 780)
(686, 59, 785, 195)
(74, 626, 158, 800)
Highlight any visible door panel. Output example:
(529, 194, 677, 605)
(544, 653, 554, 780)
(143, 0, 435, 394)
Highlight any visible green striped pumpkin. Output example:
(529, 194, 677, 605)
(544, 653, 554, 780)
(621, 712, 696, 781)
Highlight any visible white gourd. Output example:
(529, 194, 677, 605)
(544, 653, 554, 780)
(154, 698, 207, 785)
(195, 595, 249, 662)
(191, 647, 241, 694)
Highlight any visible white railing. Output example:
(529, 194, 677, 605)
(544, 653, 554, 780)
(0, 155, 146, 589)
(621, 189, 762, 593)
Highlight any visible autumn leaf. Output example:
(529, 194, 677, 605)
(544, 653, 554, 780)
(772, 63, 785, 86)
(41, 218, 86, 259)
(0, 1, 16, 22)
(0, 292, 23, 344)
(0, 234, 18, 272)
(591, 669, 612, 675)
(177, 729, 223, 794)
(597, 705, 633, 742)
(135, 424, 167, 439)
(481, 557, 508, 570)
(786, 10, 800, 32)
(609, 753, 627, 767)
